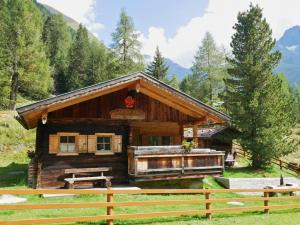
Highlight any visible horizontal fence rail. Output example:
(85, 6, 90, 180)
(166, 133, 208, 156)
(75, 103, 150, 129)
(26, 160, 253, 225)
(234, 145, 300, 175)
(0, 188, 300, 225)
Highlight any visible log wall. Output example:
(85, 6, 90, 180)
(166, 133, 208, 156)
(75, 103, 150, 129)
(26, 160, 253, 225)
(36, 122, 129, 188)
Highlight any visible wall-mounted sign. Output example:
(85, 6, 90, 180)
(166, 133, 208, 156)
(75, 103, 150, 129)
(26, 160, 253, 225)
(110, 109, 145, 120)
(183, 127, 193, 138)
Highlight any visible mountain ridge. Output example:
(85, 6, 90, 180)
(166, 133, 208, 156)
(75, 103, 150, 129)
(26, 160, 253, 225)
(35, 2, 98, 41)
(275, 25, 300, 85)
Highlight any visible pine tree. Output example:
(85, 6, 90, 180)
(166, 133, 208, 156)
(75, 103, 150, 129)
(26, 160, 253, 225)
(192, 32, 226, 105)
(65, 24, 90, 91)
(0, 0, 52, 109)
(42, 14, 72, 94)
(111, 8, 144, 73)
(224, 4, 297, 168)
(146, 47, 169, 80)
(165, 75, 179, 89)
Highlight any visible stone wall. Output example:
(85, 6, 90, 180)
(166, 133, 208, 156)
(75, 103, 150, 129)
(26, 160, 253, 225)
(215, 177, 300, 195)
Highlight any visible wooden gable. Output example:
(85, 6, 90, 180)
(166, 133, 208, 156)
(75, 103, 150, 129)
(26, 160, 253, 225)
(16, 72, 230, 129)
(48, 88, 197, 124)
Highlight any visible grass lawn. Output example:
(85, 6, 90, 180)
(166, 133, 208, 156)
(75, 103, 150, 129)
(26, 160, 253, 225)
(224, 153, 297, 178)
(0, 177, 299, 225)
(0, 191, 299, 224)
(0, 111, 35, 167)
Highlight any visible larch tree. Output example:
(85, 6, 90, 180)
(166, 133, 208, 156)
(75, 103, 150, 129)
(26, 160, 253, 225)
(224, 4, 297, 168)
(191, 32, 225, 105)
(111, 8, 144, 73)
(86, 40, 120, 85)
(179, 73, 202, 100)
(146, 46, 169, 80)
(42, 14, 72, 94)
(0, 0, 52, 109)
(65, 24, 90, 91)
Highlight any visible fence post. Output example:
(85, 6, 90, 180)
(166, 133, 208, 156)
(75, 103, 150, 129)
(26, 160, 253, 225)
(107, 189, 114, 225)
(264, 190, 269, 214)
(205, 191, 212, 220)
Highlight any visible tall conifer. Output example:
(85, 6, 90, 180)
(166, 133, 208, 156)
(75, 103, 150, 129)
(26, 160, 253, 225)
(192, 32, 226, 105)
(65, 24, 90, 91)
(224, 4, 297, 168)
(111, 8, 143, 73)
(42, 14, 71, 94)
(146, 47, 169, 80)
(0, 0, 52, 109)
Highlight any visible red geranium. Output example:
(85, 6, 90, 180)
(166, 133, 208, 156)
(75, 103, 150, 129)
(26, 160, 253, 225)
(124, 96, 135, 108)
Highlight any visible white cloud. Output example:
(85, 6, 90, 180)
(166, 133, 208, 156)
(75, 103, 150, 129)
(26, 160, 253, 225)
(37, 0, 104, 37)
(140, 0, 300, 68)
(286, 45, 298, 52)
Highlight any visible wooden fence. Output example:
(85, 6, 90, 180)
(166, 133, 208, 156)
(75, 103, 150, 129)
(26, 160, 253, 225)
(0, 188, 300, 225)
(235, 145, 300, 175)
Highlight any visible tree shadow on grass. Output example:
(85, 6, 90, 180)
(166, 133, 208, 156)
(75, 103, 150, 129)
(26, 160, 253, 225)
(0, 163, 28, 188)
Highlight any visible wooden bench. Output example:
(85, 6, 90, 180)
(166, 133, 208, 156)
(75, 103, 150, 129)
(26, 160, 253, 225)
(64, 167, 113, 189)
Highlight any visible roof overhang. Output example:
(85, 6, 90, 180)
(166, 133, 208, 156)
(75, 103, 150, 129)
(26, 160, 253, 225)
(16, 72, 231, 129)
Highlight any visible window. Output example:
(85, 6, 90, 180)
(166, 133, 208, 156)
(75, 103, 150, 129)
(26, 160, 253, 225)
(148, 136, 159, 146)
(148, 136, 174, 146)
(96, 136, 112, 151)
(162, 136, 173, 145)
(49, 132, 122, 155)
(60, 136, 76, 153)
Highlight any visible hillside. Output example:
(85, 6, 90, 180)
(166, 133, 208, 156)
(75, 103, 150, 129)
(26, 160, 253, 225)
(35, 2, 98, 41)
(0, 111, 34, 167)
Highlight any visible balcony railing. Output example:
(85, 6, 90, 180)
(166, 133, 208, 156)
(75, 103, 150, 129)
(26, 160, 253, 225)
(128, 146, 225, 181)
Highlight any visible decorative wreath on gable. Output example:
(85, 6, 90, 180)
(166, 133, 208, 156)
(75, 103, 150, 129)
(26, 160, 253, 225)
(124, 96, 135, 108)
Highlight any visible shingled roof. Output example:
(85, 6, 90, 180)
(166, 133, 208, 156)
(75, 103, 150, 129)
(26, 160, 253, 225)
(16, 71, 230, 129)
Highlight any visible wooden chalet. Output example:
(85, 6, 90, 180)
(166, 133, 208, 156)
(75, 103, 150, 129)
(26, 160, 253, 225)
(16, 72, 231, 188)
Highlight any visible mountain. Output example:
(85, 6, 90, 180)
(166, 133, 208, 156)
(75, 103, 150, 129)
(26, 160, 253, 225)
(164, 58, 191, 80)
(35, 2, 98, 41)
(275, 26, 300, 85)
(144, 55, 191, 80)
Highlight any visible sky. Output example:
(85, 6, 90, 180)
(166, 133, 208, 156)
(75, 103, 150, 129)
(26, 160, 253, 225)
(37, 0, 300, 68)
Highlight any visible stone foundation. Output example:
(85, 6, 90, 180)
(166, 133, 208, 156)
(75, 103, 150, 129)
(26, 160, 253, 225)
(27, 158, 38, 188)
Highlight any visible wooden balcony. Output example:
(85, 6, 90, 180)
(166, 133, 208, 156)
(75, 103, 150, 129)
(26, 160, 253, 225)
(128, 146, 225, 182)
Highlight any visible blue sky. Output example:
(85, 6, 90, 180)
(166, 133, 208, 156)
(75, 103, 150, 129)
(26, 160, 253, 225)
(38, 0, 300, 68)
(93, 0, 209, 45)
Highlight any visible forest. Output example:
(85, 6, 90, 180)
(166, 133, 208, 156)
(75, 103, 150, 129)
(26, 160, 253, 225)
(0, 0, 299, 168)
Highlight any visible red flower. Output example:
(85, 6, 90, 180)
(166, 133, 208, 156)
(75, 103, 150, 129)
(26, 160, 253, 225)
(124, 96, 135, 108)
